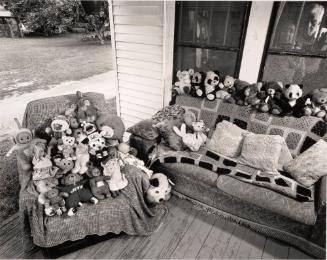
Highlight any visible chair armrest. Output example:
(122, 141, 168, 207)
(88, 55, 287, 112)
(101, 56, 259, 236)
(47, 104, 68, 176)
(129, 134, 158, 163)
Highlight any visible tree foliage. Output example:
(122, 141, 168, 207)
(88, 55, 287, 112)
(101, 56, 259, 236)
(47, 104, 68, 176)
(0, 0, 79, 36)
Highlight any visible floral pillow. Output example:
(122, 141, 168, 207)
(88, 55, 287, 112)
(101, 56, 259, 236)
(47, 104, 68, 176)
(284, 139, 327, 187)
(206, 120, 248, 157)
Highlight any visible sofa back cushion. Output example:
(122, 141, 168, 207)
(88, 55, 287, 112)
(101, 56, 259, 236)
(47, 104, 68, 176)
(22, 92, 109, 131)
(176, 95, 327, 157)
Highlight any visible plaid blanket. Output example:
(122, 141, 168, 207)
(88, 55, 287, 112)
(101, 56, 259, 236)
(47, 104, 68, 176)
(149, 145, 314, 202)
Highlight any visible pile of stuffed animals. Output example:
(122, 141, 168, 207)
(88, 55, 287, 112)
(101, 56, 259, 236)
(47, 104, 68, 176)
(173, 69, 327, 121)
(7, 91, 173, 218)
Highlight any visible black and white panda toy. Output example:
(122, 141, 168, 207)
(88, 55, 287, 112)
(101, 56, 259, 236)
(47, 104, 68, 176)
(202, 70, 220, 101)
(189, 71, 205, 98)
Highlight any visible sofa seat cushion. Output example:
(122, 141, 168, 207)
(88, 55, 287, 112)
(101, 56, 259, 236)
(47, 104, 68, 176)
(217, 175, 316, 225)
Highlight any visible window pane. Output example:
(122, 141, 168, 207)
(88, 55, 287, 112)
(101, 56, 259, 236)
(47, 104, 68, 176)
(178, 1, 247, 48)
(270, 2, 327, 53)
(174, 47, 237, 75)
(262, 54, 327, 93)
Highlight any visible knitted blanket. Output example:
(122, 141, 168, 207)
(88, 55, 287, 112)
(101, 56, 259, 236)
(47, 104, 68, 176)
(18, 160, 168, 249)
(149, 145, 314, 202)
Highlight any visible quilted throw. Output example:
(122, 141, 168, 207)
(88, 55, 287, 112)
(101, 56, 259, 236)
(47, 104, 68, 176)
(149, 145, 314, 202)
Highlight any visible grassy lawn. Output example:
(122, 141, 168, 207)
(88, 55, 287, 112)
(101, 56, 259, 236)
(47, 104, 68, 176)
(0, 33, 112, 99)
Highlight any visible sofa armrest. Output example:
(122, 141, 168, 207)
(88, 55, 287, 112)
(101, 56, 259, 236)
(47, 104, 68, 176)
(129, 134, 158, 163)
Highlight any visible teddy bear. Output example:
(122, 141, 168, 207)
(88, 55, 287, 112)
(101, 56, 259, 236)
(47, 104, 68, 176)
(226, 79, 250, 104)
(44, 188, 67, 216)
(172, 69, 193, 96)
(192, 120, 209, 145)
(95, 113, 125, 143)
(257, 81, 284, 115)
(118, 143, 153, 178)
(89, 167, 111, 200)
(34, 177, 59, 216)
(216, 75, 236, 100)
(203, 70, 220, 101)
(173, 123, 205, 152)
(76, 91, 98, 123)
(277, 84, 304, 116)
(189, 70, 205, 98)
(58, 136, 76, 160)
(146, 173, 175, 204)
(302, 88, 327, 120)
(65, 103, 77, 119)
(54, 157, 74, 179)
(45, 115, 72, 147)
(60, 172, 98, 216)
(101, 147, 128, 198)
(6, 118, 34, 157)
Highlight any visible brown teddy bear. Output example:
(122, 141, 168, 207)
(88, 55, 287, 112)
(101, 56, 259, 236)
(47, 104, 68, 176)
(44, 188, 67, 216)
(89, 167, 111, 200)
(54, 157, 74, 179)
(303, 88, 327, 120)
(60, 172, 98, 216)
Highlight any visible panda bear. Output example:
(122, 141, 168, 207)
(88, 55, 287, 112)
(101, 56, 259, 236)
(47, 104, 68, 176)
(201, 70, 220, 101)
(189, 71, 205, 98)
(278, 83, 304, 115)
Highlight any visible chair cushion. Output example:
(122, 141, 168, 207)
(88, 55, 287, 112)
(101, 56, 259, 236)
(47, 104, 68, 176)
(217, 175, 316, 225)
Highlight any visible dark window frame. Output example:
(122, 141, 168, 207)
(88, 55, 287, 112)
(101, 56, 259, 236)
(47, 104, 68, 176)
(173, 1, 251, 79)
(259, 2, 327, 81)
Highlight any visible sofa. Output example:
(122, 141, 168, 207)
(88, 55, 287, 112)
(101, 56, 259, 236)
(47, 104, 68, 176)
(129, 95, 327, 259)
(16, 92, 168, 251)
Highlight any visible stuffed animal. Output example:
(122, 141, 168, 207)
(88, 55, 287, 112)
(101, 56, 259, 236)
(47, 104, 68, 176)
(44, 188, 67, 216)
(243, 82, 263, 107)
(216, 75, 236, 100)
(65, 103, 77, 118)
(45, 115, 72, 146)
(173, 69, 193, 96)
(146, 173, 174, 204)
(173, 123, 205, 152)
(58, 136, 76, 160)
(227, 79, 250, 104)
(32, 142, 58, 181)
(88, 132, 106, 157)
(189, 71, 205, 98)
(69, 117, 80, 129)
(60, 172, 98, 216)
(203, 70, 220, 101)
(76, 91, 98, 123)
(95, 113, 125, 142)
(192, 120, 209, 145)
(89, 167, 111, 200)
(278, 84, 304, 115)
(118, 143, 153, 178)
(72, 142, 90, 175)
(258, 81, 283, 115)
(101, 147, 128, 198)
(6, 118, 34, 157)
(73, 128, 87, 143)
(81, 122, 97, 136)
(302, 88, 327, 119)
(54, 157, 74, 178)
(34, 177, 59, 216)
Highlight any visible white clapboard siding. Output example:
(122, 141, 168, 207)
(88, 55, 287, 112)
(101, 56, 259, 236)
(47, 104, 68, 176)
(117, 58, 162, 72)
(117, 66, 162, 80)
(110, 0, 165, 127)
(116, 42, 163, 55)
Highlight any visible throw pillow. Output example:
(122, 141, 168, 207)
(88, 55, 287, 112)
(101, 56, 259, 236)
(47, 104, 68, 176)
(126, 119, 159, 140)
(278, 139, 293, 171)
(206, 120, 248, 157)
(283, 139, 327, 187)
(238, 134, 284, 174)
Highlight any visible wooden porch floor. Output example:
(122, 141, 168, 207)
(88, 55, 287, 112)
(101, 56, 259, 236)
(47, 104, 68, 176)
(0, 196, 314, 259)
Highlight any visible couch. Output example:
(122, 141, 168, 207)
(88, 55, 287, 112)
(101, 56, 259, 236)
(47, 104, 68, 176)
(17, 92, 168, 251)
(129, 95, 327, 259)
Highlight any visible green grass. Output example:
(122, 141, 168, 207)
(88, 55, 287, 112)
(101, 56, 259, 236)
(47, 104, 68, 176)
(0, 33, 112, 99)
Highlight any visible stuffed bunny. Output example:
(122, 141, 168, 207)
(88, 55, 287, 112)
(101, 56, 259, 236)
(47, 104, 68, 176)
(173, 123, 204, 152)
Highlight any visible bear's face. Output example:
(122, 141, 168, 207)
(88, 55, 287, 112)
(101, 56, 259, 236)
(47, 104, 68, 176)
(284, 84, 303, 101)
(51, 116, 70, 132)
(55, 158, 74, 172)
(176, 70, 192, 85)
(146, 173, 174, 204)
(191, 72, 203, 84)
(63, 172, 83, 186)
(311, 88, 327, 105)
(35, 178, 58, 193)
(46, 188, 59, 199)
(62, 136, 75, 146)
(205, 71, 219, 87)
(224, 76, 235, 88)
(192, 120, 206, 132)
(91, 167, 101, 177)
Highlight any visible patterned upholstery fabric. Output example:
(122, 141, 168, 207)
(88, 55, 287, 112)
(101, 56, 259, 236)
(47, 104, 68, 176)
(176, 96, 327, 157)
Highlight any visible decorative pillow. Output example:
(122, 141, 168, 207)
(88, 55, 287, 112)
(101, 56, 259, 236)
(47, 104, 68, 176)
(154, 118, 185, 151)
(278, 139, 293, 171)
(284, 139, 327, 187)
(238, 134, 284, 174)
(206, 120, 248, 157)
(127, 119, 159, 140)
